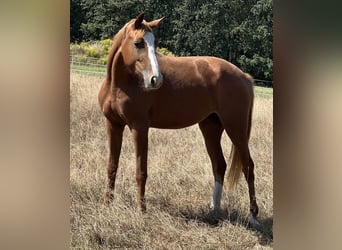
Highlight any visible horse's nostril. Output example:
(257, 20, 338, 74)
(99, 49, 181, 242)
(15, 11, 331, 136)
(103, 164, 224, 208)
(151, 76, 157, 86)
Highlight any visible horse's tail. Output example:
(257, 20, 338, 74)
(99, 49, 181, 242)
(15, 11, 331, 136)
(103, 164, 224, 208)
(227, 73, 254, 190)
(245, 73, 254, 140)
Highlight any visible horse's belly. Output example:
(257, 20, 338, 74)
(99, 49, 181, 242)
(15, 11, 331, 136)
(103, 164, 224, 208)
(150, 118, 202, 129)
(149, 80, 217, 129)
(150, 119, 205, 129)
(149, 103, 213, 129)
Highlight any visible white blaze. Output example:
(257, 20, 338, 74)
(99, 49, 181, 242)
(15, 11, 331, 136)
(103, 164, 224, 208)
(143, 32, 160, 78)
(210, 181, 223, 210)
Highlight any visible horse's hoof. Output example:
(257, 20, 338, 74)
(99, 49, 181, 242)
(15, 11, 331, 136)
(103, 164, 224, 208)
(103, 201, 110, 206)
(103, 193, 114, 206)
(209, 200, 221, 212)
(249, 214, 261, 227)
(137, 202, 147, 213)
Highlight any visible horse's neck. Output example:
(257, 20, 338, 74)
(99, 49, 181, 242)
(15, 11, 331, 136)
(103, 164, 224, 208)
(110, 51, 136, 91)
(106, 24, 129, 82)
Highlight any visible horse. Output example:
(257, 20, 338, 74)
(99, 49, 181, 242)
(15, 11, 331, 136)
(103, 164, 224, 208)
(98, 13, 259, 225)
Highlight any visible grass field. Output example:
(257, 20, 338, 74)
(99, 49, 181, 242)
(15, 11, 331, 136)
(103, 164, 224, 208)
(71, 63, 106, 76)
(70, 72, 273, 249)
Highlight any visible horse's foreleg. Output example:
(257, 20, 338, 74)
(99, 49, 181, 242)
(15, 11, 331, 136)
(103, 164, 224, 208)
(131, 125, 149, 211)
(104, 120, 124, 205)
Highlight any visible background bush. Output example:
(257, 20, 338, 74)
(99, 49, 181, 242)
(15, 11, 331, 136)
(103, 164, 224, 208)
(70, 0, 273, 82)
(70, 40, 174, 65)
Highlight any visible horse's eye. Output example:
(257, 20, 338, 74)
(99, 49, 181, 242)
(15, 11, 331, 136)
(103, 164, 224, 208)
(134, 40, 145, 49)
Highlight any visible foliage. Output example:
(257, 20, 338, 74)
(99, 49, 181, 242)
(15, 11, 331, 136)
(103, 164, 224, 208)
(70, 0, 273, 81)
(70, 40, 174, 67)
(157, 47, 174, 57)
(70, 0, 86, 42)
(72, 41, 105, 57)
(233, 0, 273, 80)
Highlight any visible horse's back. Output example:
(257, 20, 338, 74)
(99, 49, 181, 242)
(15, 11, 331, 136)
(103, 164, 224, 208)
(148, 55, 254, 129)
(159, 54, 253, 103)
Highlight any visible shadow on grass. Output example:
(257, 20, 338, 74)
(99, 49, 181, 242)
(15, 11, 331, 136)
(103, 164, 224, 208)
(177, 207, 273, 246)
(123, 197, 273, 246)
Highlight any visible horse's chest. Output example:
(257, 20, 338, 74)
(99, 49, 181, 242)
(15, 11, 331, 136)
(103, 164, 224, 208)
(113, 93, 150, 124)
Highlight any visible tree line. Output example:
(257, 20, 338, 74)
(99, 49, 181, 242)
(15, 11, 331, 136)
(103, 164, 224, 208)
(71, 0, 273, 83)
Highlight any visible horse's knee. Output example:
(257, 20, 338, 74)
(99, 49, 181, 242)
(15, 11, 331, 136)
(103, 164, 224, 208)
(136, 172, 148, 185)
(107, 165, 116, 178)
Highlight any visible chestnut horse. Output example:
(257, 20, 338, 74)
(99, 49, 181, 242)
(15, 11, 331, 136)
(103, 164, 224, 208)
(98, 13, 259, 225)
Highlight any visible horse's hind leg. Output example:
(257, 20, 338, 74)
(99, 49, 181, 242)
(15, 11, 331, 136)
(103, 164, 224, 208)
(221, 117, 259, 224)
(244, 154, 259, 225)
(104, 120, 124, 205)
(199, 114, 226, 211)
(240, 146, 259, 225)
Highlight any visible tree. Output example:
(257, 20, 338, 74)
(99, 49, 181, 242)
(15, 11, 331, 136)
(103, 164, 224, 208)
(70, 0, 273, 81)
(79, 0, 168, 40)
(70, 0, 86, 42)
(170, 0, 230, 58)
(232, 0, 273, 80)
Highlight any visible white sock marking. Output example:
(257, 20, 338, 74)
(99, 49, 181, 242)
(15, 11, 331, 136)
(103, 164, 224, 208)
(210, 181, 222, 210)
(249, 213, 260, 226)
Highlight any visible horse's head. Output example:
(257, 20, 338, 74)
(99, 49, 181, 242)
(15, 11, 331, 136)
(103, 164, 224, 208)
(119, 13, 164, 90)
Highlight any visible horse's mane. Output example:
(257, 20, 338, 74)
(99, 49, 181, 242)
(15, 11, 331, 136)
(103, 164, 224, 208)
(106, 20, 134, 82)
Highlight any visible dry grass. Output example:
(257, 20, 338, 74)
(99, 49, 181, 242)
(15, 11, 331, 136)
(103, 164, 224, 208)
(70, 72, 273, 249)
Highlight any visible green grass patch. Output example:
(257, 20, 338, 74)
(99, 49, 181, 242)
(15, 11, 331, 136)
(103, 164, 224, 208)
(254, 85, 273, 97)
(70, 63, 106, 75)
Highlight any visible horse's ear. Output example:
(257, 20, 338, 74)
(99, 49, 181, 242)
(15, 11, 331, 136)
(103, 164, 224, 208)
(134, 13, 145, 29)
(147, 17, 165, 29)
